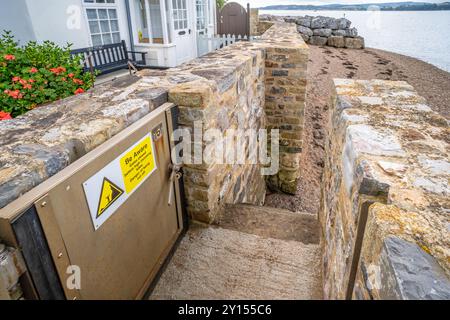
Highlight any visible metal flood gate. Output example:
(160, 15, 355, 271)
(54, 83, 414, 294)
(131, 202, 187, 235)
(0, 103, 185, 300)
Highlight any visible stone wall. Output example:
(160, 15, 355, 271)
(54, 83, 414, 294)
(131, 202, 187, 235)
(320, 79, 450, 299)
(255, 21, 274, 36)
(0, 22, 308, 224)
(261, 15, 365, 49)
(261, 24, 308, 194)
(249, 8, 259, 36)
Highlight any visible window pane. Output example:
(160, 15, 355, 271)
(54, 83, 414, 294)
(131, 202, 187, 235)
(84, 0, 94, 3)
(172, 0, 177, 8)
(102, 33, 112, 44)
(91, 34, 102, 46)
(98, 9, 108, 19)
(183, 20, 187, 28)
(106, 0, 115, 3)
(96, 0, 106, 3)
(100, 20, 110, 32)
(110, 19, 119, 32)
(112, 32, 121, 43)
(89, 21, 100, 33)
(108, 9, 117, 19)
(86, 9, 97, 20)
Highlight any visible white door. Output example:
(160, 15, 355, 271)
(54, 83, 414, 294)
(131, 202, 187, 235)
(171, 0, 196, 64)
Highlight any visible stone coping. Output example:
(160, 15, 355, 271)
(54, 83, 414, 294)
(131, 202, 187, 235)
(0, 22, 305, 210)
(332, 78, 449, 276)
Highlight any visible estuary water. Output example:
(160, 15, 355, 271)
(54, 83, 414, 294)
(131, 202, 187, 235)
(260, 10, 450, 72)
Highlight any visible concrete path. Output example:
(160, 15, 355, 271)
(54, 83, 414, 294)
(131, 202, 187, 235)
(149, 204, 322, 300)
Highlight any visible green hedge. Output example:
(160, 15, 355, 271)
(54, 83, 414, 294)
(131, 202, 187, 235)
(0, 31, 95, 119)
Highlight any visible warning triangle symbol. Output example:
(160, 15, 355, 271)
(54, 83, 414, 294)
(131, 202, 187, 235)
(96, 178, 124, 218)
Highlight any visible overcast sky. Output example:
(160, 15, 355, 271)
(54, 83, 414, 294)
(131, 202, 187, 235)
(234, 0, 444, 8)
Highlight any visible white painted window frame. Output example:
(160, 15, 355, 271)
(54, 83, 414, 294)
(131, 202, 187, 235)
(83, 0, 121, 47)
(133, 0, 171, 46)
(195, 0, 208, 34)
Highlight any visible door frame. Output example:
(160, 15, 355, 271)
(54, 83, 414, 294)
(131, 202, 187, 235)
(168, 0, 197, 65)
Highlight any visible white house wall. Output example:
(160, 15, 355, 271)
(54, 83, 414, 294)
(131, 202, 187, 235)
(0, 0, 132, 50)
(0, 0, 36, 45)
(25, 0, 92, 48)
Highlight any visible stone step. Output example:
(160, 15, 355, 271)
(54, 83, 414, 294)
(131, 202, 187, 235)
(149, 223, 323, 300)
(213, 204, 320, 245)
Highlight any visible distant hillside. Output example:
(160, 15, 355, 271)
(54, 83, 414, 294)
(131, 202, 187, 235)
(260, 2, 450, 11)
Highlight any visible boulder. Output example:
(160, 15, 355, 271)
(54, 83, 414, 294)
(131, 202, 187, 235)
(313, 28, 332, 37)
(311, 16, 329, 29)
(284, 16, 298, 24)
(309, 36, 328, 46)
(344, 36, 365, 49)
(327, 36, 345, 48)
(337, 18, 351, 29)
(332, 28, 358, 37)
(300, 34, 309, 42)
(327, 18, 340, 30)
(297, 16, 312, 28)
(347, 27, 358, 38)
(297, 25, 313, 36)
(332, 29, 347, 37)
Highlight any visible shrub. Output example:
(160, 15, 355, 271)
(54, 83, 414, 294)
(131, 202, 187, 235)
(0, 31, 95, 118)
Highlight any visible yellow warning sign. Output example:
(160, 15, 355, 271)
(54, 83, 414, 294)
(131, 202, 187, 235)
(120, 136, 156, 194)
(97, 178, 124, 218)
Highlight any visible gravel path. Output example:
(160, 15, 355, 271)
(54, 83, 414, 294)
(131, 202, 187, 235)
(265, 45, 450, 214)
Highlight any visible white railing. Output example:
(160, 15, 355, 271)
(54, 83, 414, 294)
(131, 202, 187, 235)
(197, 34, 255, 57)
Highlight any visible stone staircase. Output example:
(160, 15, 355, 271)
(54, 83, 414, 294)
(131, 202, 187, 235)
(149, 204, 323, 300)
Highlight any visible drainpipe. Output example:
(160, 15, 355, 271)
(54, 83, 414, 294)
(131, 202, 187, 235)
(124, 0, 135, 60)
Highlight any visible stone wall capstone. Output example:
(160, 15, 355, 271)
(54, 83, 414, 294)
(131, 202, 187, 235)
(320, 79, 450, 299)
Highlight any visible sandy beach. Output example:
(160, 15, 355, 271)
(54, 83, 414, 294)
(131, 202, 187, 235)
(265, 45, 450, 214)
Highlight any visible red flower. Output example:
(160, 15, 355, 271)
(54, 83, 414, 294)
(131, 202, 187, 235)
(19, 78, 28, 85)
(68, 73, 75, 78)
(12, 76, 21, 82)
(73, 78, 84, 85)
(28, 79, 35, 83)
(4, 89, 23, 99)
(29, 67, 38, 73)
(0, 111, 12, 120)
(50, 66, 67, 74)
(4, 54, 15, 61)
(22, 83, 32, 90)
(61, 77, 67, 81)
(74, 88, 84, 95)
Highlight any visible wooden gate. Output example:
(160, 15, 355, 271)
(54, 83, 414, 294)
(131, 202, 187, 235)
(217, 2, 250, 37)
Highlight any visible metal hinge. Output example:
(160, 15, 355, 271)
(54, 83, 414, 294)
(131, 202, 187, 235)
(167, 164, 182, 206)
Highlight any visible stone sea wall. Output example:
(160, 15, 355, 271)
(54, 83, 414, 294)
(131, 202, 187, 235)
(262, 25, 308, 194)
(0, 22, 308, 224)
(261, 15, 365, 49)
(249, 8, 260, 36)
(320, 79, 450, 299)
